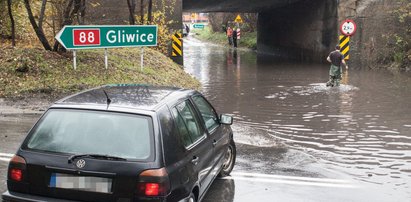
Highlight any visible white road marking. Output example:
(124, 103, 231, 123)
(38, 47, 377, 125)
(0, 157, 11, 162)
(231, 172, 349, 183)
(0, 152, 13, 162)
(220, 172, 358, 188)
(0, 153, 14, 157)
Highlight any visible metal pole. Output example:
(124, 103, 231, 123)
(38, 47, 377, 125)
(73, 50, 77, 70)
(104, 48, 108, 69)
(140, 47, 144, 71)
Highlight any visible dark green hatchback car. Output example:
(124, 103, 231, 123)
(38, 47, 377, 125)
(2, 84, 236, 202)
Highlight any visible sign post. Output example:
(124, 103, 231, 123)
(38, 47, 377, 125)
(73, 51, 77, 70)
(55, 25, 158, 70)
(141, 47, 144, 71)
(104, 48, 108, 69)
(339, 20, 356, 60)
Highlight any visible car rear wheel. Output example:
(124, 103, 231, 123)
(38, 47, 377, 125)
(218, 140, 236, 177)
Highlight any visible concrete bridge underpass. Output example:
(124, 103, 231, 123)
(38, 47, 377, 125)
(183, 0, 339, 62)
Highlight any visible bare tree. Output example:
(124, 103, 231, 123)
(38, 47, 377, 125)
(140, 0, 144, 24)
(7, 0, 16, 46)
(38, 0, 47, 29)
(126, 0, 136, 25)
(147, 0, 152, 23)
(76, 0, 86, 25)
(53, 0, 86, 51)
(243, 13, 257, 32)
(71, 0, 86, 25)
(24, 0, 52, 50)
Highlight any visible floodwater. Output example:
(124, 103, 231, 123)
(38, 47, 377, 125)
(184, 36, 411, 200)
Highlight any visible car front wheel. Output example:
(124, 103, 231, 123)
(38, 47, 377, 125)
(218, 139, 236, 177)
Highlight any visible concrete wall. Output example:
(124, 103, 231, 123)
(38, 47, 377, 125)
(257, 0, 338, 62)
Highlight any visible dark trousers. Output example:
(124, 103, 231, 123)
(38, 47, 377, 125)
(233, 37, 237, 48)
(228, 37, 233, 45)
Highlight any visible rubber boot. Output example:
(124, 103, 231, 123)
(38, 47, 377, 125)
(326, 76, 334, 87)
(334, 79, 340, 87)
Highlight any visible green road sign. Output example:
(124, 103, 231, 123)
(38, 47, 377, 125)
(193, 24, 205, 29)
(55, 25, 158, 50)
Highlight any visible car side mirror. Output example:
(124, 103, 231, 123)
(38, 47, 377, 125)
(220, 114, 233, 125)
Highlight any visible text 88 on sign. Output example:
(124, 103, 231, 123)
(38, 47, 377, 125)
(73, 29, 101, 46)
(56, 25, 158, 50)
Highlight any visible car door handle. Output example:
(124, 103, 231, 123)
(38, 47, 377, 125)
(191, 156, 199, 165)
(213, 140, 218, 147)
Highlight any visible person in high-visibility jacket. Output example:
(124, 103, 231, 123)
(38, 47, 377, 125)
(226, 27, 233, 46)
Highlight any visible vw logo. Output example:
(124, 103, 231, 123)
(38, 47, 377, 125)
(76, 159, 86, 168)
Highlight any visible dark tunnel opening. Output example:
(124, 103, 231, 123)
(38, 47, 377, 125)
(257, 0, 338, 62)
(184, 0, 339, 63)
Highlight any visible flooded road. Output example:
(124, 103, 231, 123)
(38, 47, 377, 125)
(184, 37, 411, 201)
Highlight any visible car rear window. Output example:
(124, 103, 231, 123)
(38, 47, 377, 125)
(24, 109, 154, 160)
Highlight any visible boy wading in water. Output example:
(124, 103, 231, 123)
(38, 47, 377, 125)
(326, 45, 348, 87)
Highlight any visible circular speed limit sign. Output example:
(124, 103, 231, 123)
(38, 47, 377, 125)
(340, 19, 357, 36)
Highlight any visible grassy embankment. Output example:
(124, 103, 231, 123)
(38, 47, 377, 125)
(192, 27, 257, 50)
(0, 47, 201, 99)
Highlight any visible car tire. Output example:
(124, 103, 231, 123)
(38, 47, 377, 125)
(218, 139, 236, 177)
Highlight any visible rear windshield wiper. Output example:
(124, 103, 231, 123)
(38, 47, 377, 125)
(68, 154, 127, 163)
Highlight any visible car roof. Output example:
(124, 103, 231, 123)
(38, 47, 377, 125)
(53, 84, 197, 111)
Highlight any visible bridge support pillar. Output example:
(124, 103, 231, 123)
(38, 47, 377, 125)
(169, 0, 184, 66)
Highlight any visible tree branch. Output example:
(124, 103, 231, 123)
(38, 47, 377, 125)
(38, 0, 47, 29)
(24, 0, 52, 50)
(7, 0, 16, 46)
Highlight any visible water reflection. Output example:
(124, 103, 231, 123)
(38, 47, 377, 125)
(184, 36, 411, 198)
(202, 178, 235, 202)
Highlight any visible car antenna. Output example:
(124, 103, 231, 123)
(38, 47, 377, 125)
(102, 89, 111, 109)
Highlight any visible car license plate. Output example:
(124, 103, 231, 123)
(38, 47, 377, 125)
(49, 173, 112, 193)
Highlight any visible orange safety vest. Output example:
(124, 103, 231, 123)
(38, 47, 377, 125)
(227, 28, 233, 37)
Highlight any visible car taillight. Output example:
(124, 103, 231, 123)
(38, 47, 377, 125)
(8, 155, 26, 182)
(10, 169, 23, 181)
(141, 183, 160, 196)
(137, 168, 170, 197)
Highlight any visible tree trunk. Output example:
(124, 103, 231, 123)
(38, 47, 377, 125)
(38, 0, 47, 29)
(79, 0, 86, 25)
(63, 0, 74, 25)
(24, 0, 52, 51)
(140, 0, 144, 24)
(127, 0, 136, 25)
(54, 0, 75, 52)
(72, 0, 81, 24)
(72, 0, 86, 24)
(147, 0, 152, 23)
(7, 0, 16, 46)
